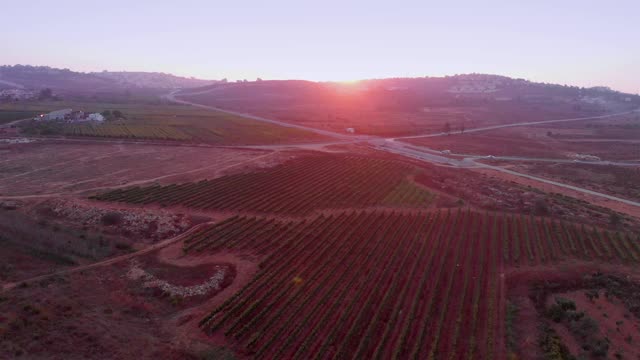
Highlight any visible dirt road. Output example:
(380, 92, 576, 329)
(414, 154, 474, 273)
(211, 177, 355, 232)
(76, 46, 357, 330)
(0, 221, 215, 292)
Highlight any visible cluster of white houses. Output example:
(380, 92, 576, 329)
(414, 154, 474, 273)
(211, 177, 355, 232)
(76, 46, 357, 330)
(40, 109, 105, 123)
(0, 89, 38, 100)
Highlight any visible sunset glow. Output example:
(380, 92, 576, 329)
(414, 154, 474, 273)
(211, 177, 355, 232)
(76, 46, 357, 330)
(3, 0, 638, 93)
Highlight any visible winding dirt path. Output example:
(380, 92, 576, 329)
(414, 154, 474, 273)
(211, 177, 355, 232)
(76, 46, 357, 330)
(0, 221, 215, 292)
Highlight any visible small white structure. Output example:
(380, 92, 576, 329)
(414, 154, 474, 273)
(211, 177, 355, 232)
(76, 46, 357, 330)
(87, 113, 105, 122)
(441, 150, 452, 155)
(572, 154, 601, 162)
(44, 109, 72, 121)
(345, 127, 356, 134)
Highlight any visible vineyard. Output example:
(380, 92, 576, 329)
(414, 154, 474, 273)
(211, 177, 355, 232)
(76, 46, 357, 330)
(92, 155, 434, 215)
(181, 210, 637, 359)
(500, 213, 640, 265)
(63, 123, 192, 141)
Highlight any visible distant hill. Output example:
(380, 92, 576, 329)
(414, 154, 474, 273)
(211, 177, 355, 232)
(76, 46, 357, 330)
(0, 65, 221, 93)
(178, 74, 640, 110)
(0, 65, 118, 92)
(90, 71, 221, 89)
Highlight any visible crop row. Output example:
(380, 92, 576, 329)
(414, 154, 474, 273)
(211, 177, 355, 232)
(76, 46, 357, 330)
(191, 210, 496, 359)
(186, 209, 637, 359)
(64, 124, 192, 140)
(501, 213, 639, 265)
(92, 155, 435, 215)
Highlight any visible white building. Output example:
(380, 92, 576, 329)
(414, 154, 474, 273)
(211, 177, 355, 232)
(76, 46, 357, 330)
(345, 127, 356, 134)
(87, 113, 105, 122)
(44, 109, 72, 120)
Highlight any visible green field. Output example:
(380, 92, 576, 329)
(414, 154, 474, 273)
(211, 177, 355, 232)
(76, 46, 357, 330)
(2, 100, 326, 144)
(0, 110, 43, 125)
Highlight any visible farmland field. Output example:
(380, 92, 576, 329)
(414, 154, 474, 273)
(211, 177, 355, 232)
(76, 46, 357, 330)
(62, 123, 192, 141)
(176, 82, 601, 137)
(2, 75, 640, 360)
(0, 110, 42, 124)
(0, 142, 281, 196)
(403, 113, 640, 161)
(177, 209, 634, 359)
(3, 100, 327, 144)
(92, 154, 435, 214)
(508, 163, 640, 203)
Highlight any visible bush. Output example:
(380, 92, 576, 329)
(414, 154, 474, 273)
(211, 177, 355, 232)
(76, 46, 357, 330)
(547, 297, 578, 322)
(568, 316, 599, 340)
(609, 212, 622, 227)
(539, 324, 576, 360)
(556, 297, 576, 311)
(585, 289, 599, 302)
(115, 242, 132, 251)
(101, 212, 123, 226)
(534, 199, 550, 216)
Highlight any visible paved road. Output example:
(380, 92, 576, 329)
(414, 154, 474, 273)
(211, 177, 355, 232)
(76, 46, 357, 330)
(377, 140, 640, 207)
(370, 139, 477, 167)
(457, 154, 639, 167)
(390, 109, 639, 140)
(1, 221, 214, 292)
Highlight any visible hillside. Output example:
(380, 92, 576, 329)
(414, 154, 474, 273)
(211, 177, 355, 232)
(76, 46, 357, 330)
(0, 65, 120, 92)
(176, 75, 640, 136)
(91, 71, 221, 89)
(0, 65, 220, 93)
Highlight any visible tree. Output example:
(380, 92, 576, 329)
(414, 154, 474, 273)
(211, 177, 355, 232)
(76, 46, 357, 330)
(460, 123, 465, 134)
(534, 198, 549, 216)
(38, 88, 53, 100)
(112, 110, 124, 118)
(609, 212, 622, 227)
(101, 110, 112, 117)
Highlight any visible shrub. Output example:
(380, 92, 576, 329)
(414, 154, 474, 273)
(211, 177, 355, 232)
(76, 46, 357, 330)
(115, 242, 132, 251)
(534, 199, 550, 216)
(568, 316, 599, 340)
(539, 324, 575, 360)
(101, 212, 123, 226)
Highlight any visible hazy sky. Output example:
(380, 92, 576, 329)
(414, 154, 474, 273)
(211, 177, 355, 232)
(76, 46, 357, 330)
(3, 0, 639, 93)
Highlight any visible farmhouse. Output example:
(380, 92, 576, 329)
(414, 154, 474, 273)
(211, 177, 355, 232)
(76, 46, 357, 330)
(86, 113, 105, 122)
(44, 108, 72, 120)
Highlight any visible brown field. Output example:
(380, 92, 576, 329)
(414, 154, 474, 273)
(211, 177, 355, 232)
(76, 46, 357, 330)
(405, 116, 640, 161)
(179, 86, 597, 137)
(0, 141, 287, 196)
(509, 163, 640, 203)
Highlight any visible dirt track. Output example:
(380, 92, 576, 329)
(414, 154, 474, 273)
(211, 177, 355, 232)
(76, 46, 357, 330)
(0, 221, 215, 292)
